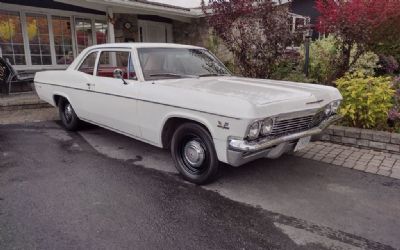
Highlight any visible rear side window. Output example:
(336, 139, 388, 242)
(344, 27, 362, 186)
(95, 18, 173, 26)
(78, 52, 97, 75)
(96, 51, 136, 80)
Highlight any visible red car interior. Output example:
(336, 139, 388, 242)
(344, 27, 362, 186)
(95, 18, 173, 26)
(97, 66, 136, 79)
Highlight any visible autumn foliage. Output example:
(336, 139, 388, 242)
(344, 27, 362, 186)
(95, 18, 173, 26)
(316, 0, 400, 79)
(202, 0, 293, 78)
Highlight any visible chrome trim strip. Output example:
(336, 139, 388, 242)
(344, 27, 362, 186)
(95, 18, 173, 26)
(306, 99, 324, 105)
(228, 115, 341, 152)
(74, 47, 133, 71)
(35, 81, 241, 120)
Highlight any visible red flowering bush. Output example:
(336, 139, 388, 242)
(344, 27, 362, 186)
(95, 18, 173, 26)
(316, 0, 400, 80)
(202, 0, 293, 78)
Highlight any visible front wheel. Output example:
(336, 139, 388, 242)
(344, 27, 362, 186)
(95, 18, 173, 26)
(171, 123, 219, 185)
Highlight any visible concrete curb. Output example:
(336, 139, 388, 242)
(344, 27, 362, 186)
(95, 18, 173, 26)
(0, 102, 52, 112)
(0, 92, 52, 111)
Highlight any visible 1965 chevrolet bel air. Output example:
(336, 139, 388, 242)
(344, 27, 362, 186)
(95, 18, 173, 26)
(34, 43, 342, 184)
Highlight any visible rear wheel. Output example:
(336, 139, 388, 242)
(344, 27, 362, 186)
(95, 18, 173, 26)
(171, 123, 219, 184)
(59, 98, 80, 131)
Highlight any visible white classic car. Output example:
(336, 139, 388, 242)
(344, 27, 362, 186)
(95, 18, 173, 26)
(34, 43, 342, 184)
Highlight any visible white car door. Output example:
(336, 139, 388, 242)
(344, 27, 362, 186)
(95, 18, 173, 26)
(68, 51, 99, 120)
(86, 49, 140, 138)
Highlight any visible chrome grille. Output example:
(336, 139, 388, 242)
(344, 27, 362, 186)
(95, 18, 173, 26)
(270, 110, 326, 137)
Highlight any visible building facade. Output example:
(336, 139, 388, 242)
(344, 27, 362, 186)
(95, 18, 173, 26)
(0, 0, 205, 73)
(0, 0, 311, 75)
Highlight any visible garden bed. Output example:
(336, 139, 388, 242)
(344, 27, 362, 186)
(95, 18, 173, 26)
(314, 125, 400, 154)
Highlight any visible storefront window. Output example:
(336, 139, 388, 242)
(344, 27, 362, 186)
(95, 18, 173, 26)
(26, 13, 52, 65)
(75, 18, 93, 53)
(0, 10, 25, 65)
(95, 20, 108, 45)
(52, 16, 74, 65)
(1, 8, 107, 67)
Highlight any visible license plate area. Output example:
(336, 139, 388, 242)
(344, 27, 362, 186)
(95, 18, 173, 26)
(294, 136, 311, 152)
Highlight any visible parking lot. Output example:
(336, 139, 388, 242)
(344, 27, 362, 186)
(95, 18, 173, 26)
(1, 121, 400, 249)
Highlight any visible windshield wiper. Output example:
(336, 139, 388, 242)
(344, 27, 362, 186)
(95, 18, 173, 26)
(149, 73, 199, 79)
(198, 73, 230, 77)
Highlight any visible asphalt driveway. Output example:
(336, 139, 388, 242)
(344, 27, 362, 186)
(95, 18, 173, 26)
(1, 122, 399, 249)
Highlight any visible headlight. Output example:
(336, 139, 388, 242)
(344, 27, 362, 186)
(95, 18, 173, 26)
(331, 100, 341, 114)
(260, 118, 274, 136)
(324, 104, 332, 116)
(324, 100, 341, 116)
(247, 121, 261, 140)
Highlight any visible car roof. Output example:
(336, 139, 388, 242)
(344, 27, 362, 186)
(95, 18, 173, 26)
(88, 43, 204, 50)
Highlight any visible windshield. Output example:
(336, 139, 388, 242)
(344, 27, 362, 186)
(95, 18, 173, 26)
(137, 48, 231, 80)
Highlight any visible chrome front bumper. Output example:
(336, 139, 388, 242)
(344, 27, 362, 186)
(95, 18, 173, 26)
(227, 115, 341, 166)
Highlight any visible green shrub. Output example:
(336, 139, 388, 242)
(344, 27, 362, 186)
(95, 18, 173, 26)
(270, 56, 300, 80)
(206, 33, 220, 55)
(349, 51, 380, 76)
(300, 36, 380, 84)
(223, 60, 236, 74)
(300, 35, 340, 84)
(206, 33, 237, 74)
(336, 71, 394, 129)
(280, 72, 315, 83)
(270, 59, 297, 80)
(270, 50, 315, 83)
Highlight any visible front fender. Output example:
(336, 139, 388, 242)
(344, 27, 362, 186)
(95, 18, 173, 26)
(160, 111, 217, 140)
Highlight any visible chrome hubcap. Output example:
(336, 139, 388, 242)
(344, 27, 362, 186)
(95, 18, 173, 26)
(183, 140, 205, 167)
(64, 104, 73, 123)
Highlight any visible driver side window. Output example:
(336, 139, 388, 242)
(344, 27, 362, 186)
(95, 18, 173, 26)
(96, 51, 136, 80)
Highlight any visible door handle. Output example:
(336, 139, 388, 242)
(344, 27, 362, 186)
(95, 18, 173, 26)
(86, 83, 95, 90)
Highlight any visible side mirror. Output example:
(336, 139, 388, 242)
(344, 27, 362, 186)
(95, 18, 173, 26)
(113, 68, 128, 85)
(113, 68, 124, 79)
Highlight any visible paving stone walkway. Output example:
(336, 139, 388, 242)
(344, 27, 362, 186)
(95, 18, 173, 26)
(294, 141, 400, 179)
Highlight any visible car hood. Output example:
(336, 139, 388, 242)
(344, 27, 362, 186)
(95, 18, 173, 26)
(147, 76, 342, 119)
(159, 77, 338, 106)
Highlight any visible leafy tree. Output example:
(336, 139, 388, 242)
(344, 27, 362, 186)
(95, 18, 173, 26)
(316, 0, 400, 80)
(369, 14, 400, 66)
(202, 0, 293, 78)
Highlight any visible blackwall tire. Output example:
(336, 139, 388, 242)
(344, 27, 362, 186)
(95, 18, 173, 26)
(171, 122, 219, 185)
(59, 98, 80, 131)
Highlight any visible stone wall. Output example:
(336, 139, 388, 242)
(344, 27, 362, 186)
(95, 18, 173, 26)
(173, 18, 209, 47)
(315, 125, 400, 153)
(172, 18, 233, 63)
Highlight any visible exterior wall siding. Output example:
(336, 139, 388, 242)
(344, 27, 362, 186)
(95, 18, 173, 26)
(114, 14, 139, 43)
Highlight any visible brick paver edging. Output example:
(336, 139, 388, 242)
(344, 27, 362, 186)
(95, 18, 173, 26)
(313, 125, 400, 154)
(294, 141, 400, 179)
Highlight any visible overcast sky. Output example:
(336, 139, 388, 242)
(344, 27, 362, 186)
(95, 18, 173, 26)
(148, 0, 203, 8)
